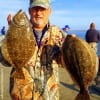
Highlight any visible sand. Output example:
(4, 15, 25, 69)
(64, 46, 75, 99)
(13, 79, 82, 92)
(0, 64, 100, 100)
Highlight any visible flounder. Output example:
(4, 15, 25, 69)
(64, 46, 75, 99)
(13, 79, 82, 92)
(1, 10, 36, 79)
(62, 35, 98, 100)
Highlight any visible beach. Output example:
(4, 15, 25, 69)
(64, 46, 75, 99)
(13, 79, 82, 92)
(0, 64, 100, 100)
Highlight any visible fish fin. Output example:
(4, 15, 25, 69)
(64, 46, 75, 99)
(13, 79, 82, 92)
(75, 90, 90, 100)
(11, 70, 25, 79)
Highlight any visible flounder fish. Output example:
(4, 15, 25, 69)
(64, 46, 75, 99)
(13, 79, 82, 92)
(1, 10, 36, 79)
(62, 35, 98, 100)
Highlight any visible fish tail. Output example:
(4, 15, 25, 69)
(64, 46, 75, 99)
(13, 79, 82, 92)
(75, 89, 90, 100)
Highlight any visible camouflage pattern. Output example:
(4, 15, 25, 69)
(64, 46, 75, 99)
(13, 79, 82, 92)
(1, 10, 36, 79)
(3, 21, 65, 100)
(62, 35, 98, 99)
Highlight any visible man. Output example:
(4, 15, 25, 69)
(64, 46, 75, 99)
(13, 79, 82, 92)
(4, 0, 67, 100)
(85, 22, 100, 90)
(62, 25, 70, 33)
(85, 22, 100, 53)
(0, 26, 6, 35)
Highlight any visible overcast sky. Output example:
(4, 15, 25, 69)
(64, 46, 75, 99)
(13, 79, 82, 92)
(0, 0, 100, 30)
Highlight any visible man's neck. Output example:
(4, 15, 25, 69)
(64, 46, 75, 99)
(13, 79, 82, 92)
(33, 27, 43, 32)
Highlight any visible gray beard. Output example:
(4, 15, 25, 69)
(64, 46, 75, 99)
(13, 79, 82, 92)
(34, 20, 43, 26)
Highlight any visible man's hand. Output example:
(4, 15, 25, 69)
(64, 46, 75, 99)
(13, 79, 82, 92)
(7, 14, 12, 25)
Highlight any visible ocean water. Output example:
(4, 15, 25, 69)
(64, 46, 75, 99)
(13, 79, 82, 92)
(68, 30, 100, 56)
(68, 30, 86, 39)
(0, 30, 100, 55)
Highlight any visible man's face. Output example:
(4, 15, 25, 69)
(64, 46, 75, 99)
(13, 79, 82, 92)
(29, 6, 51, 29)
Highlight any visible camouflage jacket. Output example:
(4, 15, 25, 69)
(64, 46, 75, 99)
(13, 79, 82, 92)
(1, 25, 66, 100)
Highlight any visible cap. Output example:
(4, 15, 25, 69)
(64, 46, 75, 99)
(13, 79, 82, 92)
(65, 25, 70, 29)
(30, 0, 50, 9)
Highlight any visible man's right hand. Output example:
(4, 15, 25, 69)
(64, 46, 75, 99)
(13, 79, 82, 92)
(7, 14, 12, 25)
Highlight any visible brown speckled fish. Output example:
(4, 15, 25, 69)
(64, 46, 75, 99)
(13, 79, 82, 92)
(62, 35, 98, 100)
(1, 10, 36, 79)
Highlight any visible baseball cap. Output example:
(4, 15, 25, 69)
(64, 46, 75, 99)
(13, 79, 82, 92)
(30, 0, 50, 9)
(65, 25, 70, 29)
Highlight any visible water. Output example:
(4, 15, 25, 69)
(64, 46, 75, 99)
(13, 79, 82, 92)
(68, 30, 86, 39)
(0, 30, 100, 55)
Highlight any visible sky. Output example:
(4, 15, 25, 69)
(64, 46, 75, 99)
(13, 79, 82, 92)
(0, 0, 100, 30)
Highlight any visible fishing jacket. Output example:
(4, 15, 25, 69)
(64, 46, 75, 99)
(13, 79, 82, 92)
(8, 25, 66, 100)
